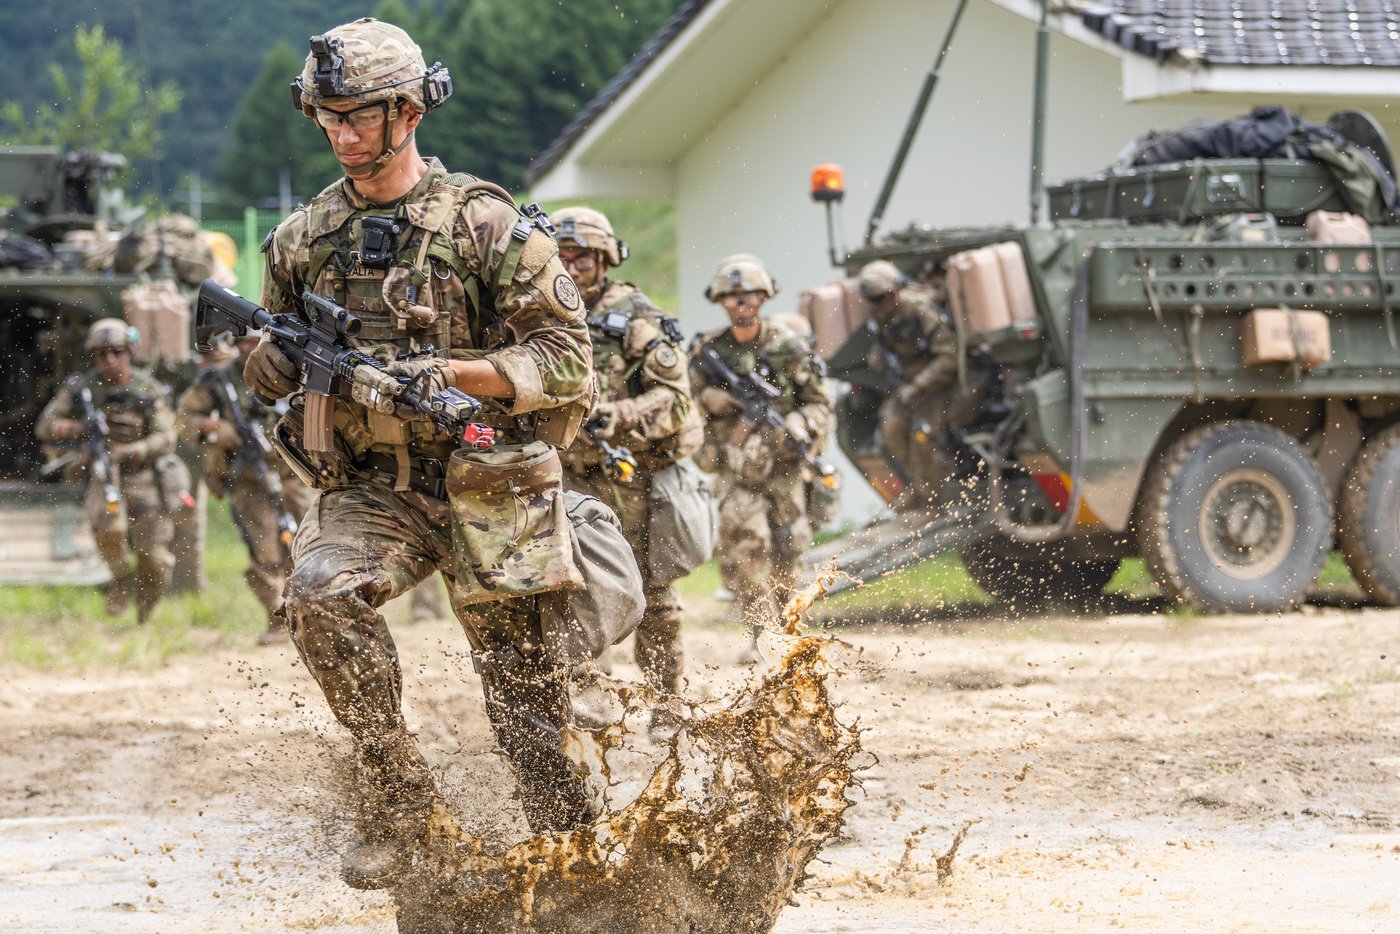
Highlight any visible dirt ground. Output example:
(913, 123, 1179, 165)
(2, 591, 1398, 933)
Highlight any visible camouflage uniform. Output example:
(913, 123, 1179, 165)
(560, 277, 702, 695)
(867, 282, 963, 497)
(176, 357, 316, 619)
(693, 318, 832, 629)
(259, 151, 596, 839)
(36, 364, 177, 619)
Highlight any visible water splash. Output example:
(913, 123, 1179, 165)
(388, 620, 861, 933)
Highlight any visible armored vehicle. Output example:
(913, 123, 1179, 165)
(805, 112, 1400, 614)
(0, 147, 206, 587)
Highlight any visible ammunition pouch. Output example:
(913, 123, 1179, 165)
(445, 442, 581, 606)
(271, 396, 354, 490)
(152, 453, 195, 514)
(646, 457, 717, 583)
(540, 490, 645, 665)
(531, 395, 591, 449)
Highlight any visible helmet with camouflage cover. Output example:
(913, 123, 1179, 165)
(291, 18, 452, 180)
(554, 206, 628, 267)
(291, 18, 451, 117)
(84, 318, 139, 353)
(704, 253, 778, 301)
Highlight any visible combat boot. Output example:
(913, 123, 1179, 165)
(341, 730, 441, 890)
(103, 574, 129, 616)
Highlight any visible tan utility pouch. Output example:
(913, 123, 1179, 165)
(446, 441, 582, 605)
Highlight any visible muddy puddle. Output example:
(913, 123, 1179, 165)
(385, 630, 862, 933)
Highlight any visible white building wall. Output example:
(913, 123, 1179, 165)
(672, 0, 1397, 332)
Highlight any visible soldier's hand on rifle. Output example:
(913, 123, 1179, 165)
(591, 400, 637, 440)
(51, 418, 84, 442)
(244, 336, 299, 400)
(201, 418, 241, 451)
(699, 386, 743, 417)
(385, 356, 457, 394)
(111, 440, 148, 466)
(894, 383, 922, 407)
(783, 410, 813, 445)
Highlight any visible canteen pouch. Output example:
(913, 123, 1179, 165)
(539, 490, 645, 665)
(646, 457, 717, 582)
(446, 441, 581, 605)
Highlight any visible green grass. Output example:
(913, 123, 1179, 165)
(0, 502, 267, 670)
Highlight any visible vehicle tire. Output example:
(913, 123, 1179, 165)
(1337, 422, 1400, 605)
(1137, 420, 1331, 613)
(959, 543, 1120, 607)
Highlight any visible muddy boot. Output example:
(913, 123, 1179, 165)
(341, 730, 441, 890)
(135, 575, 165, 625)
(256, 617, 287, 646)
(103, 575, 129, 617)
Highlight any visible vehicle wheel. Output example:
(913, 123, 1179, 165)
(1137, 420, 1331, 613)
(1337, 423, 1400, 605)
(959, 543, 1120, 607)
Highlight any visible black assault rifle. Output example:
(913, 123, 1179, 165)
(195, 280, 493, 453)
(203, 367, 298, 549)
(75, 382, 121, 515)
(690, 344, 841, 494)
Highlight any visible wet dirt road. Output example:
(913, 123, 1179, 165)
(3, 596, 1398, 932)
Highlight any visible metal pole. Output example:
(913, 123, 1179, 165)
(863, 0, 971, 247)
(1029, 0, 1050, 225)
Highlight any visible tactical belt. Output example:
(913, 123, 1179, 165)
(355, 451, 449, 500)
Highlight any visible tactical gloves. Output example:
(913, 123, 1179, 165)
(590, 399, 638, 439)
(203, 420, 242, 451)
(384, 356, 457, 393)
(783, 410, 812, 445)
(111, 440, 149, 465)
(699, 386, 743, 417)
(244, 335, 299, 400)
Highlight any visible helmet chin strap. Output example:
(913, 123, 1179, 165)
(340, 118, 416, 182)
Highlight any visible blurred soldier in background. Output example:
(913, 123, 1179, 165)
(858, 259, 967, 502)
(691, 255, 832, 662)
(35, 319, 180, 622)
(555, 206, 704, 718)
(177, 334, 315, 644)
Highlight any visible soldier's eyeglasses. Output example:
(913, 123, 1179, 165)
(314, 102, 389, 133)
(96, 347, 128, 359)
(721, 290, 764, 305)
(560, 251, 598, 272)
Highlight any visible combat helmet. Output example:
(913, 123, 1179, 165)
(85, 318, 139, 353)
(554, 206, 628, 267)
(290, 18, 452, 179)
(291, 18, 451, 117)
(857, 260, 906, 300)
(704, 253, 778, 301)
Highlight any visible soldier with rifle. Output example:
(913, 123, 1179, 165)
(35, 319, 181, 622)
(857, 259, 967, 502)
(219, 18, 629, 891)
(691, 255, 833, 663)
(176, 333, 315, 644)
(553, 207, 704, 722)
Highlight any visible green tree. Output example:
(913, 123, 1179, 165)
(218, 43, 342, 204)
(0, 23, 181, 161)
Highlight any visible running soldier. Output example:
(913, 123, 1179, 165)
(243, 18, 601, 888)
(176, 334, 315, 644)
(691, 255, 832, 661)
(35, 319, 178, 622)
(554, 206, 703, 713)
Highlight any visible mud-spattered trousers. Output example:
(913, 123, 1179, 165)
(281, 482, 592, 833)
(87, 466, 173, 618)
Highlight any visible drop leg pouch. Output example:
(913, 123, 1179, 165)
(446, 442, 581, 605)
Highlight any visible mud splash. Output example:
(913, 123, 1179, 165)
(388, 615, 861, 933)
